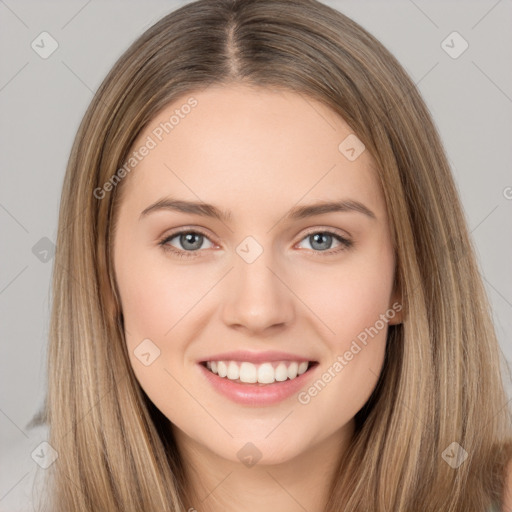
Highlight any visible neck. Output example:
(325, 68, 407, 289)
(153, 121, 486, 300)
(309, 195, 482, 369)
(172, 420, 355, 512)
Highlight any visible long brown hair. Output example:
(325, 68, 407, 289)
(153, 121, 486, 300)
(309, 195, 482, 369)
(39, 0, 512, 510)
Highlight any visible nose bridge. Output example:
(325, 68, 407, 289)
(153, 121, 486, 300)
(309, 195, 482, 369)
(221, 238, 294, 332)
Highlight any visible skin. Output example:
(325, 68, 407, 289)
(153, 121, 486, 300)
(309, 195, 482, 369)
(113, 84, 402, 512)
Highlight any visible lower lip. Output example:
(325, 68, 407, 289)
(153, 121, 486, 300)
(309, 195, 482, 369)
(197, 362, 319, 406)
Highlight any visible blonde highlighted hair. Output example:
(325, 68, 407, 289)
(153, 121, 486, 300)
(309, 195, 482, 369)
(37, 0, 512, 510)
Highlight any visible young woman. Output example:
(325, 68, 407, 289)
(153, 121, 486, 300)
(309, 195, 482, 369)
(37, 0, 512, 510)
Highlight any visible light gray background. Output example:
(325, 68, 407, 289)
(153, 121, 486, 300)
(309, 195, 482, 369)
(1, 0, 511, 507)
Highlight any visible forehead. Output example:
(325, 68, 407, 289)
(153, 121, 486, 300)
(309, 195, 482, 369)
(119, 84, 385, 222)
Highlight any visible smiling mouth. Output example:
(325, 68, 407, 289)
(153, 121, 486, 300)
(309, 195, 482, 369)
(199, 360, 319, 385)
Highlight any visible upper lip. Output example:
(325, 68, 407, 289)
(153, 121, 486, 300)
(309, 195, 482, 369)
(198, 350, 317, 365)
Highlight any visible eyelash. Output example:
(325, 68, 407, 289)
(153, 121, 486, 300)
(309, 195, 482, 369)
(158, 228, 353, 259)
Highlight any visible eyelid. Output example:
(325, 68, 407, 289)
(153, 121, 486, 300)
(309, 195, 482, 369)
(299, 225, 352, 240)
(158, 226, 217, 244)
(158, 224, 352, 242)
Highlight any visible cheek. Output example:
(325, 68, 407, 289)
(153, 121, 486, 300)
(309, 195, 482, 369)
(293, 246, 394, 414)
(299, 257, 395, 345)
(116, 249, 204, 340)
(115, 251, 204, 418)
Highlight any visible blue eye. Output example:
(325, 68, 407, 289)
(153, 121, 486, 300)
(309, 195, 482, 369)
(159, 230, 214, 258)
(158, 229, 353, 259)
(297, 231, 353, 254)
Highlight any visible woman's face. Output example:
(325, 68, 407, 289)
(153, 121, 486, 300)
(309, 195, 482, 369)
(113, 84, 400, 466)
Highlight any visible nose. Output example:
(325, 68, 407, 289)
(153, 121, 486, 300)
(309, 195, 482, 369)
(221, 247, 295, 335)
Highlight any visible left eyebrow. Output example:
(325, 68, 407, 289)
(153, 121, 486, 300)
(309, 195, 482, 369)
(139, 197, 376, 222)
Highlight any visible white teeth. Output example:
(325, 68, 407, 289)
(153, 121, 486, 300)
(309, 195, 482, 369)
(204, 359, 313, 384)
(298, 361, 308, 375)
(227, 361, 240, 380)
(275, 362, 289, 382)
(257, 363, 275, 384)
(287, 362, 298, 379)
(239, 362, 258, 383)
(217, 361, 228, 377)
